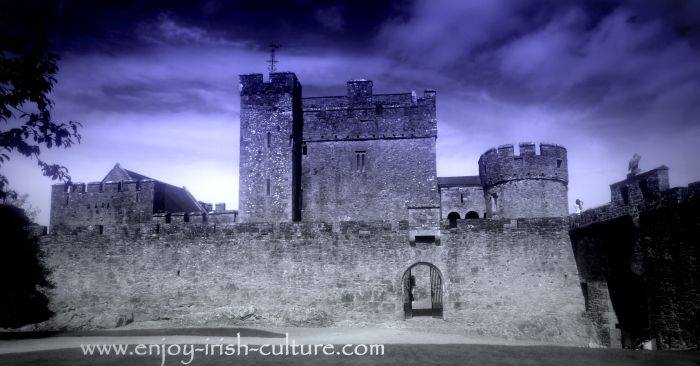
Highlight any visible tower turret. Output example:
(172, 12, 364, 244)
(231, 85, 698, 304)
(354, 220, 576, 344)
(478, 142, 568, 218)
(238, 72, 303, 222)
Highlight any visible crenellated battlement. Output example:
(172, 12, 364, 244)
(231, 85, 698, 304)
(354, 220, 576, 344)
(239, 72, 301, 97)
(44, 217, 568, 240)
(570, 172, 699, 229)
(478, 142, 568, 188)
(52, 180, 156, 194)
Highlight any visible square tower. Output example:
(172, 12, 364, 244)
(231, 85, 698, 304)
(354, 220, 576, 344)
(238, 73, 303, 222)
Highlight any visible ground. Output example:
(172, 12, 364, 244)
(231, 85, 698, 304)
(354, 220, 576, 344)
(0, 326, 698, 365)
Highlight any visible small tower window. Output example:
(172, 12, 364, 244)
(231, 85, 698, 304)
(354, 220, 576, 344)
(267, 132, 271, 148)
(556, 159, 563, 168)
(302, 143, 308, 155)
(491, 193, 498, 211)
(165, 213, 172, 224)
(355, 151, 366, 173)
(460, 193, 464, 203)
(136, 180, 141, 191)
(117, 181, 123, 192)
(266, 178, 271, 196)
(184, 212, 190, 223)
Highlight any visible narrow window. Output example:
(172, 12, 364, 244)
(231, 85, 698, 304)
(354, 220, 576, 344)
(65, 195, 69, 205)
(117, 181, 123, 192)
(136, 193, 140, 202)
(460, 193, 464, 203)
(302, 143, 308, 155)
(202, 213, 208, 223)
(184, 212, 190, 223)
(556, 159, 563, 168)
(136, 180, 141, 191)
(99, 183, 104, 192)
(266, 178, 271, 196)
(267, 132, 271, 148)
(165, 213, 172, 224)
(355, 151, 366, 173)
(491, 193, 498, 210)
(98, 225, 104, 235)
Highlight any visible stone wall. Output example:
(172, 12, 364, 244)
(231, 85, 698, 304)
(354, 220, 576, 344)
(38, 218, 591, 345)
(50, 181, 155, 230)
(440, 186, 486, 219)
(301, 138, 439, 222)
(570, 179, 700, 349)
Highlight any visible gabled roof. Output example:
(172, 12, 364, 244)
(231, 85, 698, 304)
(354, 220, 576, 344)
(437, 176, 482, 187)
(102, 163, 204, 213)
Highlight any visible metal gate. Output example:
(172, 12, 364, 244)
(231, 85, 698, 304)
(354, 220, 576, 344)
(403, 268, 413, 319)
(430, 265, 443, 318)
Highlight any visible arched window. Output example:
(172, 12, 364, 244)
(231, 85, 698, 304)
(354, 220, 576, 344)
(447, 212, 460, 228)
(465, 211, 479, 219)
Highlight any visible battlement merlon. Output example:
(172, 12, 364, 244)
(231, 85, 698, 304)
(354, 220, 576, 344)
(478, 142, 568, 188)
(239, 72, 301, 98)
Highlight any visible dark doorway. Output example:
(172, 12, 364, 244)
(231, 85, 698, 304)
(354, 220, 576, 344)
(465, 211, 479, 219)
(402, 262, 443, 319)
(447, 212, 460, 228)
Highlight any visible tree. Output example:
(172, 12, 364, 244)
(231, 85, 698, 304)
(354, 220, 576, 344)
(0, 1, 81, 201)
(0, 203, 53, 327)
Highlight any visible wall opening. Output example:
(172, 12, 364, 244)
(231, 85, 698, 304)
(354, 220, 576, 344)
(620, 186, 630, 205)
(447, 212, 460, 228)
(557, 159, 563, 168)
(415, 235, 436, 243)
(184, 212, 190, 223)
(465, 211, 479, 219)
(165, 213, 172, 224)
(266, 178, 271, 196)
(266, 132, 271, 148)
(639, 180, 652, 200)
(402, 262, 443, 319)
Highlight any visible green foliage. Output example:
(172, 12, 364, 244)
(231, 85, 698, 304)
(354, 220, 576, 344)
(0, 1, 81, 200)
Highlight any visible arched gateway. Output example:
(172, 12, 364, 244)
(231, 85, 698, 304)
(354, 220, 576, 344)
(402, 262, 443, 319)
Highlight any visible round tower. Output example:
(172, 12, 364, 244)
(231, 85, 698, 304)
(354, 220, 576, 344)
(478, 142, 568, 218)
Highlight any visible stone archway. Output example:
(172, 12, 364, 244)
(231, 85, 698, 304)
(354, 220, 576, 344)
(402, 262, 443, 319)
(447, 212, 460, 228)
(465, 211, 479, 219)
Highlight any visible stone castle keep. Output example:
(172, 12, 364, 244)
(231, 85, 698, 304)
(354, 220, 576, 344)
(39, 72, 698, 349)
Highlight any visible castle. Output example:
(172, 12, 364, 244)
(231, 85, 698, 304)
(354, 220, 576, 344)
(40, 72, 698, 350)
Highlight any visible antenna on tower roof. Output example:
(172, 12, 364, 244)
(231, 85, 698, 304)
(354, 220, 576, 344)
(267, 42, 281, 73)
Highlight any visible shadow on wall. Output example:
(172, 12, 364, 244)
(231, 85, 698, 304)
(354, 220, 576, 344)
(0, 204, 53, 328)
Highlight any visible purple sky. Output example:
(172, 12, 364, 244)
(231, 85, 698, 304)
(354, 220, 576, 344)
(5, 0, 700, 225)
